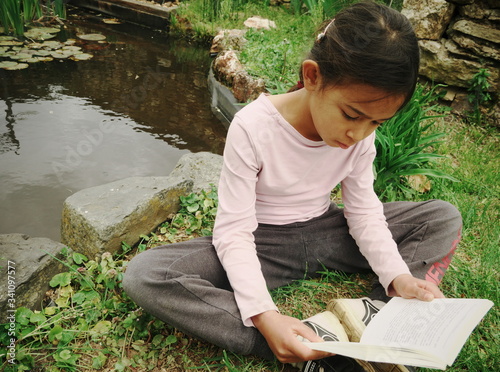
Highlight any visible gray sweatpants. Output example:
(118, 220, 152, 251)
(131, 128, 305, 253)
(123, 200, 461, 360)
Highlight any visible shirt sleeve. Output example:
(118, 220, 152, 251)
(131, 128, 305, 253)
(212, 117, 279, 327)
(341, 135, 411, 295)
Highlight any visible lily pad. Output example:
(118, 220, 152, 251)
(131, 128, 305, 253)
(18, 48, 37, 55)
(71, 53, 93, 61)
(3, 62, 29, 70)
(42, 40, 63, 50)
(61, 45, 82, 52)
(9, 53, 33, 60)
(0, 40, 23, 46)
(27, 42, 45, 49)
(0, 61, 19, 69)
(0, 36, 15, 41)
(34, 49, 52, 56)
(24, 28, 58, 40)
(19, 57, 42, 63)
(77, 33, 107, 41)
(32, 26, 61, 34)
(51, 52, 69, 59)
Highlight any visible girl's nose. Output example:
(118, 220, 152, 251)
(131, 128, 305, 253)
(346, 128, 364, 143)
(346, 122, 374, 143)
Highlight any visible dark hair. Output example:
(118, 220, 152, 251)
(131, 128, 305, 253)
(294, 1, 419, 107)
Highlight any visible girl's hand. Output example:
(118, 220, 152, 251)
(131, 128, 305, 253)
(391, 274, 445, 301)
(251, 310, 333, 363)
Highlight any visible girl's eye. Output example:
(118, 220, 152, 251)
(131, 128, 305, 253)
(343, 112, 358, 121)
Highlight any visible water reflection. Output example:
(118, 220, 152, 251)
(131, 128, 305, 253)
(0, 11, 227, 240)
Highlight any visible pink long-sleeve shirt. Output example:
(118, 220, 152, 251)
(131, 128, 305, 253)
(212, 94, 411, 327)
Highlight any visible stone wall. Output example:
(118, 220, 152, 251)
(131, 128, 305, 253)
(402, 0, 499, 120)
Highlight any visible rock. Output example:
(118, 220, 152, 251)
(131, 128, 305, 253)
(419, 39, 485, 87)
(232, 70, 267, 103)
(0, 234, 70, 314)
(420, 39, 499, 89)
(402, 0, 455, 40)
(448, 31, 500, 61)
(210, 29, 247, 55)
(402, 0, 500, 103)
(212, 50, 244, 86)
(61, 177, 192, 258)
(243, 16, 276, 30)
(168, 152, 223, 193)
(460, 1, 500, 20)
(207, 67, 243, 128)
(450, 19, 500, 44)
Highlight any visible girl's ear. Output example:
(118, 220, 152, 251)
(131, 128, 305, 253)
(302, 60, 321, 91)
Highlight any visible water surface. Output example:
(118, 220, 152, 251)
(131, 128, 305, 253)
(0, 11, 227, 240)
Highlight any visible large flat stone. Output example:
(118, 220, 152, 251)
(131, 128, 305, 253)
(61, 176, 192, 257)
(0, 234, 70, 314)
(168, 152, 223, 193)
(402, 0, 455, 40)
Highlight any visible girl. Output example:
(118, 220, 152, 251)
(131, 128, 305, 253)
(123, 1, 462, 370)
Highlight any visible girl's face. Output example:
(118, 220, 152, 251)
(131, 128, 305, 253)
(307, 83, 404, 149)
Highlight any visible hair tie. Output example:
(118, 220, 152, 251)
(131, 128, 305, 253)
(316, 18, 335, 43)
(297, 80, 304, 89)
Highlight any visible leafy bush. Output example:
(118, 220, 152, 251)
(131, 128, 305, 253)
(373, 84, 458, 201)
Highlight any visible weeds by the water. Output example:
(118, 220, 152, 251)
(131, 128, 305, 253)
(0, 0, 65, 36)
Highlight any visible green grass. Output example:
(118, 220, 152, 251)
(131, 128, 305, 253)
(415, 120, 499, 372)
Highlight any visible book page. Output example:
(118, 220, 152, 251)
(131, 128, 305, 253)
(361, 297, 493, 364)
(304, 341, 448, 369)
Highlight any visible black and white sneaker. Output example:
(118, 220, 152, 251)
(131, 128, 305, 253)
(302, 355, 367, 372)
(298, 312, 372, 372)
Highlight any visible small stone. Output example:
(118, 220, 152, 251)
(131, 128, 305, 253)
(243, 16, 276, 30)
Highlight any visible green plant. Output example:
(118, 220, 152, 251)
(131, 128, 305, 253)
(373, 84, 458, 201)
(0, 0, 65, 36)
(290, 0, 352, 18)
(0, 0, 24, 36)
(467, 68, 492, 125)
(199, 0, 252, 22)
(121, 186, 219, 253)
(0, 248, 177, 371)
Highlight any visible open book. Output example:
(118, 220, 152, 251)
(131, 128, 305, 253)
(303, 297, 493, 370)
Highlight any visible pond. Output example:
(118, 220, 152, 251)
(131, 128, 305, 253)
(0, 10, 227, 241)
